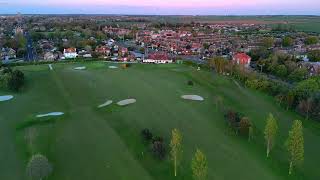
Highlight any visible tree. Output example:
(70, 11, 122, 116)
(141, 128, 153, 142)
(191, 149, 208, 180)
(274, 65, 288, 78)
(286, 120, 304, 175)
(288, 68, 308, 82)
(285, 91, 295, 110)
(264, 113, 278, 158)
(151, 139, 166, 160)
(0, 69, 25, 91)
(298, 98, 313, 120)
(305, 36, 318, 45)
(262, 37, 275, 48)
(212, 57, 227, 74)
(170, 129, 183, 177)
(307, 50, 320, 62)
(26, 154, 52, 180)
(282, 36, 294, 47)
(239, 117, 251, 137)
(8, 70, 25, 91)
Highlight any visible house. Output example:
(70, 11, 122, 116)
(119, 47, 128, 57)
(95, 46, 111, 56)
(43, 52, 55, 61)
(232, 53, 251, 67)
(143, 52, 173, 64)
(299, 62, 320, 76)
(1, 48, 16, 61)
(78, 50, 92, 58)
(63, 48, 77, 59)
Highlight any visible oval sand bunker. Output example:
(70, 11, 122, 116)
(98, 100, 113, 108)
(109, 66, 118, 69)
(36, 112, 64, 118)
(181, 95, 204, 101)
(74, 66, 86, 70)
(0, 95, 13, 102)
(117, 99, 136, 106)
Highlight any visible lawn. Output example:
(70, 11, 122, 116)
(0, 62, 319, 180)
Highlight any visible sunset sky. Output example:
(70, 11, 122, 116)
(0, 0, 319, 15)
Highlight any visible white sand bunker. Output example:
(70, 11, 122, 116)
(0, 95, 13, 102)
(181, 95, 204, 101)
(98, 100, 113, 108)
(48, 64, 53, 70)
(109, 66, 118, 69)
(74, 66, 86, 70)
(117, 99, 136, 106)
(36, 112, 64, 118)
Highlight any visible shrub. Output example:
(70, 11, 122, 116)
(239, 117, 251, 136)
(0, 68, 25, 91)
(224, 110, 242, 133)
(26, 154, 52, 180)
(141, 128, 153, 142)
(187, 80, 194, 86)
(151, 140, 166, 160)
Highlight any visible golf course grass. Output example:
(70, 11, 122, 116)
(0, 61, 319, 180)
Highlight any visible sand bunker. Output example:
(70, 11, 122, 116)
(117, 99, 136, 106)
(98, 100, 113, 108)
(181, 95, 204, 101)
(74, 66, 86, 70)
(48, 64, 53, 70)
(109, 66, 118, 69)
(0, 95, 13, 102)
(36, 112, 64, 118)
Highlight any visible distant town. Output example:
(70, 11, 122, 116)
(1, 15, 319, 77)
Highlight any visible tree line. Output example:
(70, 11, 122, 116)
(206, 57, 320, 122)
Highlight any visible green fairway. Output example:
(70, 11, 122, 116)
(0, 62, 319, 180)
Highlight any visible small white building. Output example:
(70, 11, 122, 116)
(63, 48, 78, 59)
(143, 59, 173, 64)
(143, 52, 173, 64)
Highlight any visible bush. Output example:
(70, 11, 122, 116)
(0, 68, 25, 91)
(141, 128, 153, 142)
(151, 140, 166, 160)
(187, 80, 194, 86)
(26, 154, 52, 180)
(239, 117, 251, 136)
(224, 110, 242, 133)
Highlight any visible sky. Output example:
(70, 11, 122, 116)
(0, 0, 319, 15)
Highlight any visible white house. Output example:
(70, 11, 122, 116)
(63, 48, 78, 59)
(143, 52, 173, 64)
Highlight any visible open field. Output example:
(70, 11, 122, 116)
(158, 15, 320, 33)
(1, 62, 320, 179)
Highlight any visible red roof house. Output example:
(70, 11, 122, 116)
(232, 53, 251, 67)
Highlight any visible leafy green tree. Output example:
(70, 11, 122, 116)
(262, 37, 275, 48)
(26, 154, 52, 180)
(305, 36, 318, 45)
(274, 65, 288, 78)
(286, 120, 304, 175)
(294, 76, 320, 98)
(170, 129, 183, 177)
(288, 68, 308, 82)
(191, 149, 208, 180)
(8, 70, 25, 91)
(282, 36, 294, 47)
(307, 50, 320, 62)
(264, 113, 278, 158)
